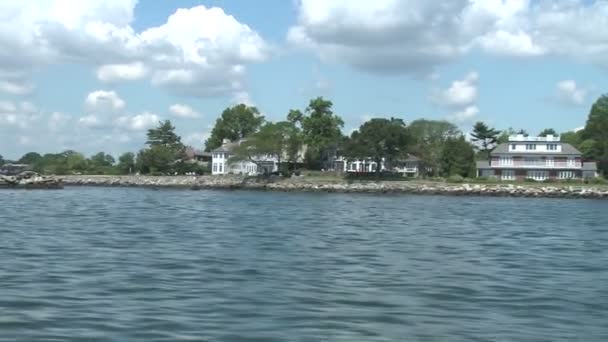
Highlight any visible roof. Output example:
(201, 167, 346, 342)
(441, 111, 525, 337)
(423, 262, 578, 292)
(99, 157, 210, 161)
(491, 143, 581, 156)
(212, 141, 241, 153)
(404, 154, 420, 162)
(582, 162, 598, 171)
(476, 160, 491, 169)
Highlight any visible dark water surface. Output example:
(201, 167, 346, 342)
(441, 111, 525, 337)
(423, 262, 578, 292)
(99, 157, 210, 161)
(1, 188, 608, 341)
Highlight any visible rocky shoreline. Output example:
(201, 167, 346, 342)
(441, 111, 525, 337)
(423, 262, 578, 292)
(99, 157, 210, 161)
(58, 175, 608, 199)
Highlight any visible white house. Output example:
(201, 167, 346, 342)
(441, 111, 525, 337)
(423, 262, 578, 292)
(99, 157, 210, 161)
(211, 139, 279, 176)
(330, 154, 422, 177)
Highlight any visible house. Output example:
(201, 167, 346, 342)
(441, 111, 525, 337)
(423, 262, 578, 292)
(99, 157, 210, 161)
(330, 154, 423, 176)
(476, 134, 598, 181)
(0, 164, 32, 176)
(211, 139, 278, 176)
(184, 147, 211, 165)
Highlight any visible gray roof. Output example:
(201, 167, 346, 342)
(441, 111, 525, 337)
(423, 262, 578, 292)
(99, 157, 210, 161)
(212, 141, 240, 153)
(491, 143, 581, 156)
(476, 160, 491, 169)
(582, 162, 598, 171)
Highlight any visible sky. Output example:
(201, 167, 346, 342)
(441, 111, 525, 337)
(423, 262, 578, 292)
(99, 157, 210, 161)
(0, 0, 607, 159)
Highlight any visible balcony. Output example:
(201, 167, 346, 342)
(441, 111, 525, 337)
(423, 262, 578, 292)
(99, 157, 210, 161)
(492, 161, 581, 169)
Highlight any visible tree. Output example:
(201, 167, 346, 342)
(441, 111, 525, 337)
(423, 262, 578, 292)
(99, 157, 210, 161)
(560, 130, 583, 148)
(440, 136, 476, 178)
(117, 152, 136, 174)
(18, 152, 42, 165)
(470, 121, 501, 160)
(297, 97, 344, 169)
(141, 120, 186, 174)
(407, 119, 461, 176)
(539, 128, 558, 137)
(229, 121, 300, 174)
(582, 95, 608, 167)
(205, 104, 265, 151)
(0, 154, 4, 167)
(344, 117, 410, 174)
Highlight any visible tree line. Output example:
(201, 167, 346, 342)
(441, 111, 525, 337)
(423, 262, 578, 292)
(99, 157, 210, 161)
(2, 94, 607, 177)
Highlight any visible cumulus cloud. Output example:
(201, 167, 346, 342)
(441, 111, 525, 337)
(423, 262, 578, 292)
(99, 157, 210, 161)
(115, 112, 160, 131)
(555, 80, 586, 106)
(97, 62, 148, 82)
(435, 72, 479, 107)
(85, 90, 126, 112)
(0, 80, 33, 95)
(79, 114, 103, 128)
(288, 0, 608, 73)
(169, 104, 200, 119)
(0, 2, 269, 98)
(448, 105, 480, 123)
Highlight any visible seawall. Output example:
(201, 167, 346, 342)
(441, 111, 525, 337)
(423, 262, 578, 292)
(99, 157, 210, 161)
(59, 175, 608, 199)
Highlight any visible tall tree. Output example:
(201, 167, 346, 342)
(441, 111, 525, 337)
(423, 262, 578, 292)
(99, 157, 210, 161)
(18, 152, 42, 165)
(141, 120, 185, 174)
(205, 104, 265, 151)
(470, 121, 501, 160)
(560, 130, 583, 148)
(407, 119, 460, 176)
(440, 136, 476, 178)
(539, 128, 558, 137)
(117, 152, 136, 174)
(344, 117, 410, 174)
(582, 95, 608, 164)
(298, 97, 344, 169)
(0, 154, 4, 167)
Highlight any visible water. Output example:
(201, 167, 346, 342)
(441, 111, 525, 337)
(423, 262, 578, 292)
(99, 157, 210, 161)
(1, 188, 608, 341)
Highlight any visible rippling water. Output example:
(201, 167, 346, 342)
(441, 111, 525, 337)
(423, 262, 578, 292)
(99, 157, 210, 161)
(1, 188, 608, 341)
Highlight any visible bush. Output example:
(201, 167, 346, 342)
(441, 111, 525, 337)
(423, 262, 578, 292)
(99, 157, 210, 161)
(585, 177, 607, 185)
(345, 171, 404, 181)
(524, 178, 539, 183)
(446, 175, 464, 183)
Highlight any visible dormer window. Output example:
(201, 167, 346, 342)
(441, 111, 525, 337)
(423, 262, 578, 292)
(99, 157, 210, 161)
(525, 144, 537, 151)
(511, 144, 517, 150)
(547, 144, 557, 151)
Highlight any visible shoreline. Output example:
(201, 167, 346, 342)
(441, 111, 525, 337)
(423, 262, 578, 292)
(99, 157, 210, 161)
(57, 175, 608, 199)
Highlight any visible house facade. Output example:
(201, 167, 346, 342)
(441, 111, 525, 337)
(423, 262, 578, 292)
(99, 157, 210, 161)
(477, 134, 598, 181)
(211, 140, 279, 176)
(330, 154, 422, 177)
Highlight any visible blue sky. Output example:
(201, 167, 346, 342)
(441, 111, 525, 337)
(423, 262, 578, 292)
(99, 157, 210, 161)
(0, 0, 606, 159)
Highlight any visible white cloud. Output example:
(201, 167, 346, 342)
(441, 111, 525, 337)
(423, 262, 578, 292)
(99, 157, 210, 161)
(233, 91, 254, 106)
(556, 80, 586, 106)
(49, 112, 71, 131)
(169, 104, 200, 119)
(85, 90, 126, 112)
(448, 105, 480, 123)
(115, 112, 160, 131)
(0, 2, 269, 99)
(97, 61, 148, 82)
(0, 100, 16, 112)
(20, 101, 37, 113)
(184, 132, 209, 147)
(436, 72, 479, 107)
(79, 114, 103, 128)
(0, 80, 33, 95)
(289, 0, 608, 73)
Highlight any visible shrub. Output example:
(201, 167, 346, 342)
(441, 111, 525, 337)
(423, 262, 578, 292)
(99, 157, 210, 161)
(345, 171, 404, 181)
(585, 177, 607, 185)
(446, 175, 464, 183)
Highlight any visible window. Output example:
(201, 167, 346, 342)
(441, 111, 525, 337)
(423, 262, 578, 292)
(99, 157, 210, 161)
(219, 163, 223, 172)
(525, 144, 537, 151)
(213, 163, 217, 172)
(502, 170, 515, 181)
(559, 171, 576, 179)
(547, 144, 558, 151)
(527, 170, 547, 181)
(499, 157, 512, 166)
(546, 158, 554, 167)
(511, 144, 517, 151)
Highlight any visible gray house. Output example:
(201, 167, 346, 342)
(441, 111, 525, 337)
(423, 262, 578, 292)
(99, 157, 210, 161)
(477, 134, 598, 181)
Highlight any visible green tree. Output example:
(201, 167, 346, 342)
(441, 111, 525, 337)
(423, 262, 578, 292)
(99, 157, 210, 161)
(470, 121, 501, 160)
(297, 97, 344, 169)
(0, 154, 4, 167)
(18, 152, 42, 165)
(560, 130, 583, 149)
(140, 120, 185, 174)
(117, 152, 136, 174)
(407, 119, 460, 176)
(229, 121, 300, 174)
(205, 104, 265, 151)
(344, 117, 410, 174)
(582, 95, 608, 165)
(440, 136, 476, 177)
(539, 128, 558, 137)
